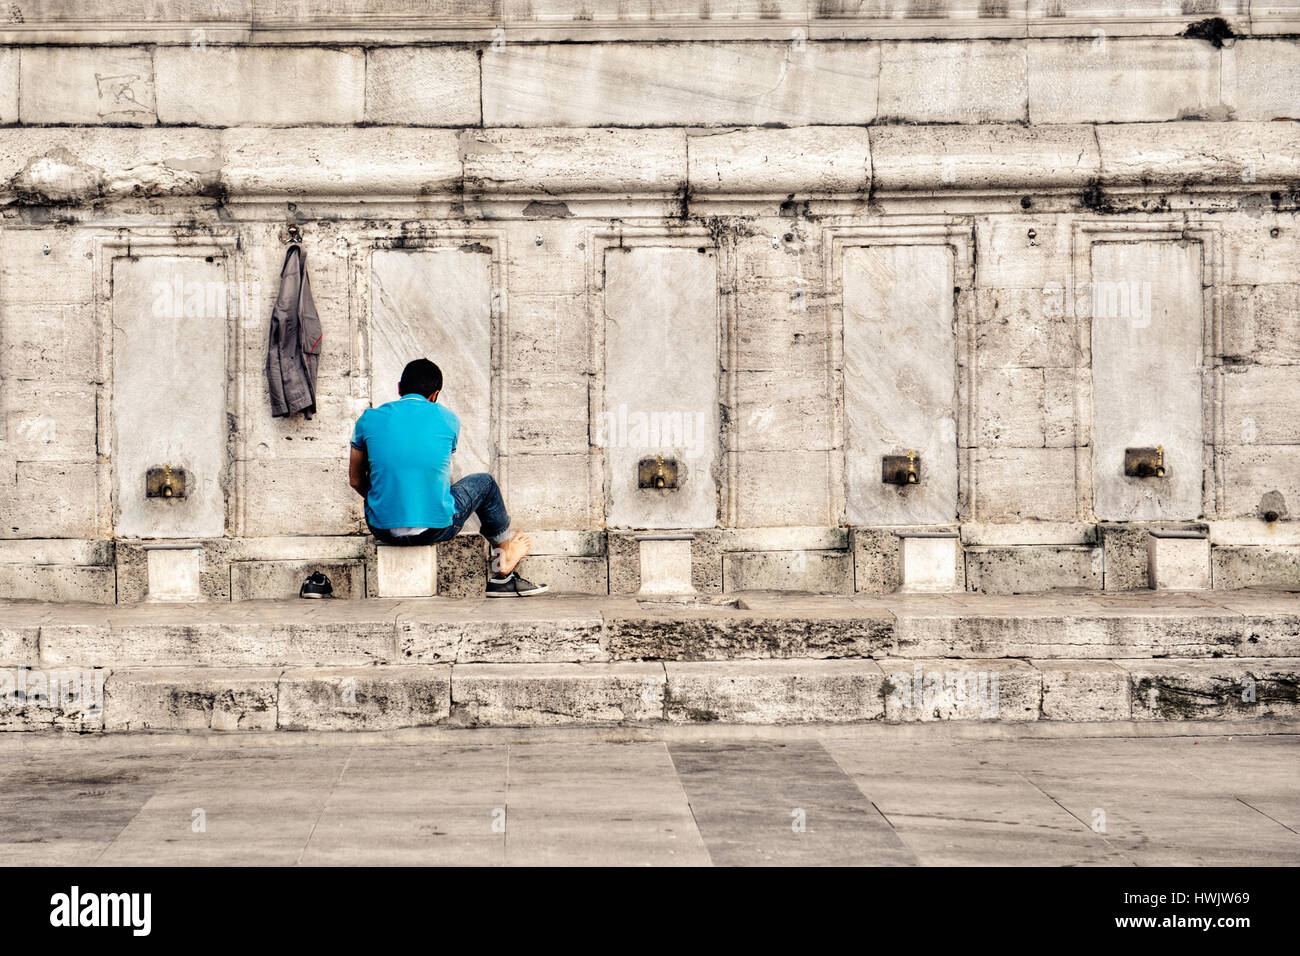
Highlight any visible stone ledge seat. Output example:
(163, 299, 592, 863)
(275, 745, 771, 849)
(375, 544, 438, 598)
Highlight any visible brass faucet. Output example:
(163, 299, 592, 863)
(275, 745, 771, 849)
(906, 449, 918, 484)
(654, 455, 666, 489)
(162, 464, 174, 498)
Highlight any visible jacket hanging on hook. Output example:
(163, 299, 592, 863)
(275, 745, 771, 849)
(266, 242, 322, 419)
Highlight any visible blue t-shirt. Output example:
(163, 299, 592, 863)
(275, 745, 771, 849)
(351, 395, 459, 530)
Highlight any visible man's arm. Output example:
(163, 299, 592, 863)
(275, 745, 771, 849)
(349, 445, 369, 498)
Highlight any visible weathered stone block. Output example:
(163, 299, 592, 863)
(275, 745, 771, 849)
(687, 126, 869, 196)
(0, 304, 98, 383)
(665, 659, 885, 724)
(972, 448, 1078, 521)
(0, 621, 40, 665)
(1223, 366, 1300, 445)
(1223, 218, 1300, 286)
(277, 666, 451, 730)
(497, 454, 592, 529)
(1027, 38, 1220, 123)
(504, 371, 589, 455)
(511, 555, 607, 595)
(505, 294, 590, 373)
(890, 601, 1285, 659)
(1222, 283, 1300, 364)
(878, 39, 1027, 123)
(731, 450, 833, 527)
(230, 560, 364, 601)
(221, 127, 460, 196)
(0, 564, 115, 604)
(1219, 446, 1300, 520)
(434, 535, 487, 599)
(1097, 122, 1300, 186)
(241, 459, 364, 536)
(398, 606, 606, 664)
(481, 41, 879, 126)
(870, 124, 1098, 192)
(1100, 524, 1148, 590)
(462, 127, 686, 197)
(19, 46, 156, 124)
(45, 607, 395, 667)
(974, 286, 1079, 369)
(0, 129, 220, 204)
(881, 658, 1040, 721)
(733, 367, 836, 453)
(449, 662, 665, 726)
(853, 528, 901, 594)
(964, 545, 1103, 594)
(1035, 660, 1130, 721)
(244, 388, 365, 462)
(975, 366, 1048, 447)
(364, 47, 480, 125)
(103, 667, 280, 731)
(1222, 39, 1300, 121)
(722, 550, 852, 594)
(974, 215, 1075, 291)
(0, 49, 16, 123)
(0, 667, 105, 732)
(731, 278, 831, 375)
(1211, 545, 1300, 591)
(0, 462, 100, 539)
(3, 382, 97, 463)
(156, 46, 365, 125)
(499, 221, 589, 297)
(604, 606, 893, 661)
(114, 539, 230, 605)
(1127, 659, 1300, 721)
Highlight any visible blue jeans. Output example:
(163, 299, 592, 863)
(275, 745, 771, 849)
(368, 473, 512, 547)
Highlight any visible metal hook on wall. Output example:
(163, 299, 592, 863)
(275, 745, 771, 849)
(285, 224, 303, 244)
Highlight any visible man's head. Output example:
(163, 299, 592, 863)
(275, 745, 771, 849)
(398, 358, 443, 401)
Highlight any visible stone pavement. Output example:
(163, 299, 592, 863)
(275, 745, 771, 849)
(0, 725, 1296, 866)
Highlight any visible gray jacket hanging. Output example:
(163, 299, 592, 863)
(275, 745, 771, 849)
(266, 243, 322, 419)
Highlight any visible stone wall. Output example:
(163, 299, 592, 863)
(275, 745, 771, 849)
(0, 1, 1298, 599)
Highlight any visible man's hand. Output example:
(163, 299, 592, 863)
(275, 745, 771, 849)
(348, 445, 369, 498)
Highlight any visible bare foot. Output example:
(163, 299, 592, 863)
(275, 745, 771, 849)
(495, 533, 533, 576)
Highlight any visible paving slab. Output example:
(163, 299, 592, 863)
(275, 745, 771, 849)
(667, 740, 917, 866)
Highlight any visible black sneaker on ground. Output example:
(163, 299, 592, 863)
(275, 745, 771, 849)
(300, 571, 334, 599)
(485, 573, 548, 597)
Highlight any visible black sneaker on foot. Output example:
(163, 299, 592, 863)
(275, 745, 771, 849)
(300, 572, 334, 599)
(485, 573, 548, 597)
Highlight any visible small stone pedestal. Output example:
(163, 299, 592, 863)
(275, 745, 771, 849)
(377, 545, 438, 597)
(899, 532, 962, 593)
(145, 543, 204, 602)
(635, 533, 694, 598)
(1148, 530, 1211, 590)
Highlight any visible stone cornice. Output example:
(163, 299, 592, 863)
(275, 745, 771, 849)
(0, 123, 1296, 207)
(0, 1, 1289, 45)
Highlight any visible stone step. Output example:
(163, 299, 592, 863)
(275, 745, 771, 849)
(2, 592, 1297, 669)
(7, 658, 1297, 732)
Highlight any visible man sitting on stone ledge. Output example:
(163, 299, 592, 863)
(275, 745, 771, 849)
(349, 358, 548, 597)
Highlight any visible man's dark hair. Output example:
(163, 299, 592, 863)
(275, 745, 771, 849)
(398, 358, 443, 398)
